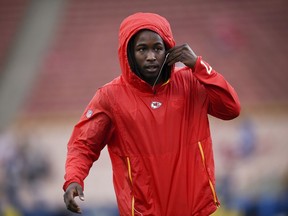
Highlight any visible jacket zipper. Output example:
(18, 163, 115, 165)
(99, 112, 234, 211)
(197, 141, 220, 207)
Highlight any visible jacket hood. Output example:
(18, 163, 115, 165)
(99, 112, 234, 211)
(118, 12, 175, 90)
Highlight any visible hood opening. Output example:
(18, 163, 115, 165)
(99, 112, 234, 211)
(118, 12, 176, 91)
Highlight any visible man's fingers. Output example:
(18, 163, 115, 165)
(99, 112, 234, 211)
(79, 195, 85, 201)
(167, 44, 197, 68)
(167, 52, 182, 66)
(64, 196, 82, 213)
(167, 45, 183, 53)
(167, 46, 186, 65)
(68, 200, 82, 214)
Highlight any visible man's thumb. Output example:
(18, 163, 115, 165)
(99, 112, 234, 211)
(77, 186, 85, 201)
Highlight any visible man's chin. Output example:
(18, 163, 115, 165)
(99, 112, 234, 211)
(141, 70, 160, 78)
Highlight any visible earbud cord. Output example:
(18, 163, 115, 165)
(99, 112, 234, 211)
(152, 53, 170, 93)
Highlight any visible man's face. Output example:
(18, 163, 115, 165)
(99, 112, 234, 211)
(133, 30, 166, 85)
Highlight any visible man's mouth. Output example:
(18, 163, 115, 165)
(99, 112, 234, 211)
(145, 65, 159, 73)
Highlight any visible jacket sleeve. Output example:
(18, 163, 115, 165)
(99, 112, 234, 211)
(192, 56, 241, 120)
(63, 89, 113, 191)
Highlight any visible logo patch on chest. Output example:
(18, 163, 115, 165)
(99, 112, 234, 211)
(151, 101, 162, 109)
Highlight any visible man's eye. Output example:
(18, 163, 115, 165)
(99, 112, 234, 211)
(155, 47, 163, 52)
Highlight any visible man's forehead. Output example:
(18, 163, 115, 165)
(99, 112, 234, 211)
(134, 30, 164, 44)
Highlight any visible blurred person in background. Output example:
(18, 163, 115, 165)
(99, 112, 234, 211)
(0, 131, 22, 211)
(0, 130, 51, 215)
(63, 12, 240, 215)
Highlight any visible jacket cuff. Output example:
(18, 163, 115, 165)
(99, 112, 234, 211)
(191, 56, 202, 73)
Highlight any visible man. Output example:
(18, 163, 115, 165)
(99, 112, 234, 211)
(63, 12, 240, 215)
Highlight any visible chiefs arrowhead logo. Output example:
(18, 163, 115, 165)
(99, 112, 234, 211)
(151, 101, 162, 109)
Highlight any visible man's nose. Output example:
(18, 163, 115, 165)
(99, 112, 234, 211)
(146, 50, 156, 61)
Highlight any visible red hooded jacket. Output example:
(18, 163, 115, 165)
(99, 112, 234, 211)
(64, 12, 241, 216)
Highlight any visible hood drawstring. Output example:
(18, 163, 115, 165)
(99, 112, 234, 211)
(152, 53, 170, 94)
